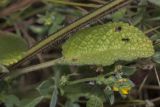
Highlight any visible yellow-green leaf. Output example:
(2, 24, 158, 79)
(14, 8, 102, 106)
(62, 22, 154, 66)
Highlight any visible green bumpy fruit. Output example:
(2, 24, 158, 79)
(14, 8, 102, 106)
(0, 33, 28, 66)
(62, 22, 154, 66)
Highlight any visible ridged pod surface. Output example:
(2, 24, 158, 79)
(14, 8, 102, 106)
(0, 33, 28, 66)
(62, 22, 154, 66)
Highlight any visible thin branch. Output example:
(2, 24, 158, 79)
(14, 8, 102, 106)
(142, 85, 160, 90)
(5, 58, 63, 80)
(138, 73, 149, 92)
(44, 0, 101, 8)
(154, 67, 160, 86)
(144, 25, 160, 34)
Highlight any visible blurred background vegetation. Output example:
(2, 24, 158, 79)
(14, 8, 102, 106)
(0, 0, 160, 107)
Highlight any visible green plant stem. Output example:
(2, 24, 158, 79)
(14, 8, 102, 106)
(6, 58, 63, 80)
(118, 100, 145, 104)
(66, 71, 116, 85)
(67, 77, 98, 85)
(5, 56, 116, 80)
(44, 0, 101, 8)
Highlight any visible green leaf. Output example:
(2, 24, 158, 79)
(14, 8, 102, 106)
(4, 95, 20, 107)
(148, 0, 160, 7)
(112, 8, 126, 21)
(0, 31, 28, 66)
(0, 64, 9, 73)
(121, 66, 136, 76)
(150, 34, 160, 41)
(104, 86, 115, 105)
(48, 24, 62, 35)
(153, 51, 160, 63)
(62, 22, 154, 66)
(86, 96, 103, 107)
(49, 87, 58, 107)
(20, 99, 33, 107)
(148, 17, 160, 21)
(0, 80, 8, 93)
(65, 101, 80, 107)
(62, 83, 105, 102)
(37, 79, 54, 96)
(48, 13, 65, 34)
(29, 25, 48, 35)
(24, 96, 44, 107)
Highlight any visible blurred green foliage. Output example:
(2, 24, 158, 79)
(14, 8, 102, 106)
(0, 0, 160, 107)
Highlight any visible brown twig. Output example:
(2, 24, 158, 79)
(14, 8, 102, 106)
(138, 73, 149, 93)
(0, 0, 39, 18)
(154, 66, 160, 86)
(142, 85, 160, 90)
